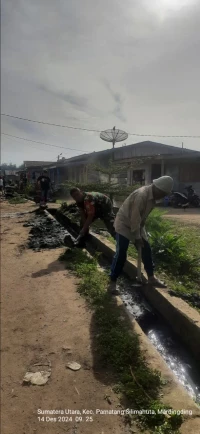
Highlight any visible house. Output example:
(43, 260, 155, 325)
(41, 141, 200, 194)
(23, 161, 56, 183)
(4, 170, 19, 182)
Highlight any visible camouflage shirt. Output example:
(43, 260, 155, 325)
(77, 192, 111, 217)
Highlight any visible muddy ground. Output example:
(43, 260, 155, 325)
(1, 201, 137, 434)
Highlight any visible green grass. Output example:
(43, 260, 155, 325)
(108, 209, 200, 310)
(9, 195, 27, 204)
(147, 211, 200, 310)
(55, 199, 65, 204)
(59, 203, 200, 310)
(60, 248, 182, 433)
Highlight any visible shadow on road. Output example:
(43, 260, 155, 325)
(32, 259, 64, 278)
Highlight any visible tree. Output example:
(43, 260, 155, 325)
(88, 156, 153, 182)
(17, 163, 25, 170)
(61, 155, 155, 203)
(62, 159, 147, 201)
(0, 163, 17, 170)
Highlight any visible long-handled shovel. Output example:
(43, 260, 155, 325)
(132, 244, 143, 287)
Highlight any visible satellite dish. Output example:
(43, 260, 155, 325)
(100, 126, 128, 150)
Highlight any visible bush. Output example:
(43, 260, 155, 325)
(61, 180, 140, 203)
(146, 209, 171, 234)
(146, 210, 200, 278)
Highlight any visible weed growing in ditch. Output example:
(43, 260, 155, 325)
(60, 248, 183, 433)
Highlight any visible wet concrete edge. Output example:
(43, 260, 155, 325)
(45, 209, 200, 428)
(115, 296, 200, 428)
(47, 207, 200, 363)
(89, 233, 200, 364)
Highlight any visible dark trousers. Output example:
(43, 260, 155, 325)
(41, 188, 49, 203)
(110, 233, 154, 281)
(98, 211, 116, 239)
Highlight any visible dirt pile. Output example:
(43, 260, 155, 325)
(25, 215, 67, 250)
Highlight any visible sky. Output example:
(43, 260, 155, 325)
(1, 0, 200, 165)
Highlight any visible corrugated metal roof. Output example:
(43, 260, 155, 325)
(24, 161, 55, 168)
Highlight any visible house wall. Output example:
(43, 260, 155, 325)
(163, 161, 200, 194)
(127, 162, 152, 186)
(49, 149, 200, 196)
(27, 169, 43, 183)
(164, 163, 180, 191)
(178, 162, 200, 195)
(59, 164, 89, 184)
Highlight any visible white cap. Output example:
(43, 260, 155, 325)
(153, 176, 173, 194)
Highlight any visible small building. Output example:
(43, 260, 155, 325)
(41, 141, 200, 195)
(23, 161, 56, 184)
(4, 170, 19, 183)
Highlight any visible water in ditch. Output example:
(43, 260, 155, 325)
(27, 212, 200, 404)
(115, 274, 200, 403)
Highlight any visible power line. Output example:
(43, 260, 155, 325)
(1, 133, 90, 153)
(1, 113, 100, 132)
(1, 112, 200, 139)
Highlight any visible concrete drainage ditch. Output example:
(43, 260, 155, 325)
(25, 208, 200, 411)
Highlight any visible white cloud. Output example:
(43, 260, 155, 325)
(1, 0, 200, 165)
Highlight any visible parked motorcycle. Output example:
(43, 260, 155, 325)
(170, 185, 200, 208)
(169, 191, 189, 208)
(184, 185, 200, 207)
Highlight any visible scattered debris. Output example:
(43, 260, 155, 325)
(1, 211, 32, 219)
(26, 215, 67, 250)
(104, 394, 112, 405)
(66, 362, 81, 371)
(74, 386, 80, 395)
(23, 371, 51, 386)
(23, 359, 51, 386)
(62, 346, 73, 355)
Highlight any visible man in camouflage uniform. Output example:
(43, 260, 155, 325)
(70, 188, 116, 241)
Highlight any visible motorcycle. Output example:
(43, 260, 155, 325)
(170, 185, 200, 208)
(169, 191, 189, 208)
(184, 185, 200, 207)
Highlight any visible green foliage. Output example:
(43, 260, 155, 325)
(146, 210, 200, 279)
(89, 157, 154, 176)
(61, 180, 139, 201)
(24, 182, 34, 195)
(60, 247, 182, 433)
(9, 193, 27, 204)
(145, 209, 171, 234)
(119, 209, 200, 308)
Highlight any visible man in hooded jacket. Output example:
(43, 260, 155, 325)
(110, 176, 173, 291)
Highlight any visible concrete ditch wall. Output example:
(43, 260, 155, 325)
(90, 233, 200, 364)
(52, 209, 200, 364)
(47, 208, 200, 432)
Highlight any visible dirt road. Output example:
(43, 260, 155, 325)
(163, 207, 200, 227)
(1, 202, 134, 434)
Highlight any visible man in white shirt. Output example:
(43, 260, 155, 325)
(110, 176, 173, 291)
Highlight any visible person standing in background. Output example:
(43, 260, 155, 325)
(37, 170, 51, 206)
